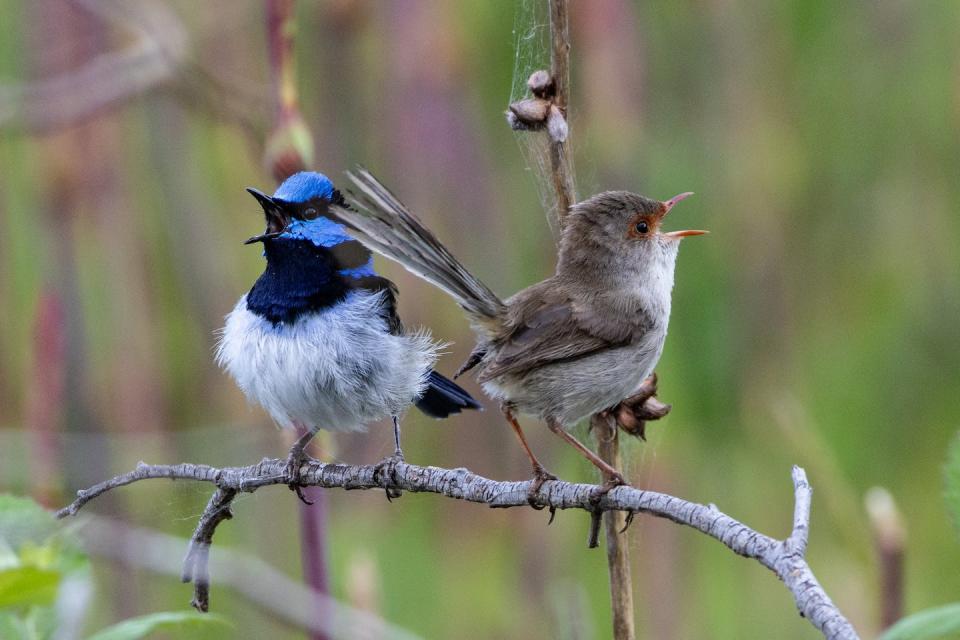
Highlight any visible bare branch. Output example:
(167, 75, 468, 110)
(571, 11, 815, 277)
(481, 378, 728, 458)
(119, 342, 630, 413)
(57, 459, 859, 639)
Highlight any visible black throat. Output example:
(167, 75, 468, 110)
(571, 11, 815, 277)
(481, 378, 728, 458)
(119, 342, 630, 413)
(246, 239, 348, 324)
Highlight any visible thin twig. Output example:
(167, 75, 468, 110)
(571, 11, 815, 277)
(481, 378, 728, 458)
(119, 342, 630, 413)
(57, 460, 859, 640)
(547, 0, 576, 218)
(181, 487, 237, 612)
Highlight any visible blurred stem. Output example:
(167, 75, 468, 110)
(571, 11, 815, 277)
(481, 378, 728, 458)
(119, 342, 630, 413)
(265, 2, 327, 638)
(865, 488, 905, 631)
(267, 0, 299, 122)
(293, 427, 331, 640)
(593, 414, 635, 640)
(265, 0, 313, 182)
(26, 291, 66, 508)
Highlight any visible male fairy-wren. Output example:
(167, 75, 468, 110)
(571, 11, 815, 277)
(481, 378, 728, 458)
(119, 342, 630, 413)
(217, 171, 479, 501)
(330, 169, 705, 495)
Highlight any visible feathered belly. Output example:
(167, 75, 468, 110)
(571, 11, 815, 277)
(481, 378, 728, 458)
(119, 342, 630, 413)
(217, 291, 438, 431)
(483, 338, 665, 427)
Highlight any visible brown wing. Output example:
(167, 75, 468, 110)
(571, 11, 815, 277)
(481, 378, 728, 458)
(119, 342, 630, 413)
(478, 292, 629, 382)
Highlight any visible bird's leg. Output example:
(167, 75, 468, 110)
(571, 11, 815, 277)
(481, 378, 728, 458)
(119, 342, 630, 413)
(545, 418, 627, 495)
(502, 406, 557, 509)
(373, 416, 404, 501)
(286, 424, 319, 505)
(392, 414, 403, 459)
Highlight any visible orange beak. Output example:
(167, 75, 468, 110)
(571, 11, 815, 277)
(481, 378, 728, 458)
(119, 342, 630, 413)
(660, 192, 707, 239)
(663, 229, 708, 239)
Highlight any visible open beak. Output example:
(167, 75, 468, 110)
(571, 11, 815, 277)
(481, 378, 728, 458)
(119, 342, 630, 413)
(660, 191, 706, 239)
(244, 187, 290, 244)
(663, 229, 708, 239)
(662, 191, 694, 213)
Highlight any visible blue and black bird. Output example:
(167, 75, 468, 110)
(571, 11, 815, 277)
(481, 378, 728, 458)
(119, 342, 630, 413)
(217, 172, 479, 497)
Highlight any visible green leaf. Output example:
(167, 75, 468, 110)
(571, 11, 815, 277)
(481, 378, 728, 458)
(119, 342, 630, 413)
(945, 433, 960, 537)
(0, 566, 60, 609)
(86, 611, 230, 640)
(880, 603, 960, 640)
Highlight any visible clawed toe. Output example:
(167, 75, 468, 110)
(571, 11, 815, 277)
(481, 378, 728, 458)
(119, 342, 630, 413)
(526, 466, 558, 510)
(589, 472, 628, 504)
(373, 454, 405, 501)
(284, 456, 314, 505)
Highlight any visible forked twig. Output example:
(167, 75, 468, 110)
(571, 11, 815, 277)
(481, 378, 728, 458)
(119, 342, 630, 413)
(57, 459, 858, 639)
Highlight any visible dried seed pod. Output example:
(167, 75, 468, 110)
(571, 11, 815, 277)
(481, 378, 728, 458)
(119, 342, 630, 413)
(635, 396, 672, 421)
(615, 404, 646, 440)
(527, 70, 555, 98)
(508, 97, 550, 125)
(546, 104, 568, 142)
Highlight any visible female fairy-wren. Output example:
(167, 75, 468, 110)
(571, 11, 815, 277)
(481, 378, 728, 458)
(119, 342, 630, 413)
(331, 168, 705, 496)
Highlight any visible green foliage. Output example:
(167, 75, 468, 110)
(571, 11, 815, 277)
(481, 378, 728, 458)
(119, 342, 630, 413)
(0, 495, 59, 551)
(0, 495, 88, 640)
(0, 495, 227, 640)
(0, 566, 60, 609)
(86, 612, 230, 640)
(945, 433, 960, 537)
(879, 603, 960, 640)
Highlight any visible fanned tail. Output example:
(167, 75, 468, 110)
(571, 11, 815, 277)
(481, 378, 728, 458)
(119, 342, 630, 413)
(415, 370, 482, 418)
(331, 167, 505, 333)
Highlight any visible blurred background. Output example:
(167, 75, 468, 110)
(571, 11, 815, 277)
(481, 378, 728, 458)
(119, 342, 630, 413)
(1, 0, 959, 638)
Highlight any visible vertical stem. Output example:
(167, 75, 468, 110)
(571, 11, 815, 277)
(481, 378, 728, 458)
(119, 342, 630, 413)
(265, 2, 327, 638)
(298, 481, 332, 640)
(267, 0, 299, 122)
(294, 423, 331, 640)
(593, 414, 636, 640)
(26, 292, 66, 508)
(866, 488, 905, 631)
(548, 0, 577, 221)
(549, 1, 636, 636)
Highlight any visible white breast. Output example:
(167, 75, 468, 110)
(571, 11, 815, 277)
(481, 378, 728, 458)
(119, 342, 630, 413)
(216, 290, 439, 432)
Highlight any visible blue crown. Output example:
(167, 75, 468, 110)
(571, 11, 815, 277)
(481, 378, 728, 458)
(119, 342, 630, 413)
(273, 171, 335, 204)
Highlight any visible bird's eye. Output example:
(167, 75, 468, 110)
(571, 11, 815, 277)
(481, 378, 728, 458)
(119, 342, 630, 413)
(304, 207, 318, 219)
(634, 221, 649, 235)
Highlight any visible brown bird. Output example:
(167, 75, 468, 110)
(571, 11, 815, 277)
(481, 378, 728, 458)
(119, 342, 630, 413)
(331, 168, 705, 496)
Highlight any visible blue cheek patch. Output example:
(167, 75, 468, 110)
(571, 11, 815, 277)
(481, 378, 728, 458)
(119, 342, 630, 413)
(282, 218, 354, 248)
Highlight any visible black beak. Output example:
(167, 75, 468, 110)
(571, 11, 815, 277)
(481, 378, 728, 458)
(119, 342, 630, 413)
(244, 187, 290, 244)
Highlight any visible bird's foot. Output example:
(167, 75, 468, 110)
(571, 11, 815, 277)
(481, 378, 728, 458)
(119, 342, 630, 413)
(284, 448, 316, 505)
(373, 452, 405, 501)
(585, 473, 629, 548)
(527, 465, 559, 513)
(607, 373, 672, 440)
(589, 472, 628, 504)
